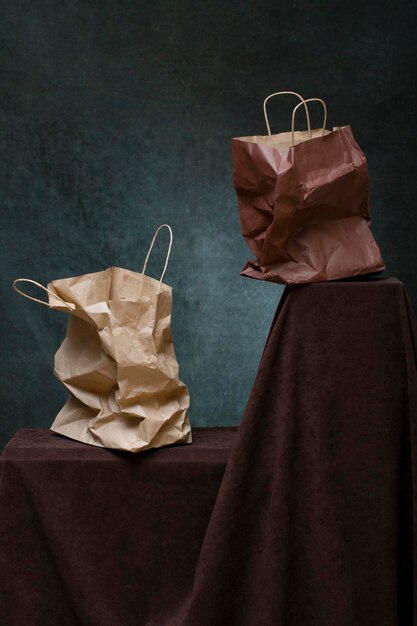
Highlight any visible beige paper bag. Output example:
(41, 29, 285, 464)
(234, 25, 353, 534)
(13, 224, 192, 452)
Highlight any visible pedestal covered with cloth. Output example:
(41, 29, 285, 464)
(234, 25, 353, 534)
(180, 278, 417, 626)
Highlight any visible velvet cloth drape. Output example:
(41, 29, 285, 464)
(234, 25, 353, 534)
(0, 428, 236, 625)
(1, 278, 416, 626)
(181, 277, 417, 626)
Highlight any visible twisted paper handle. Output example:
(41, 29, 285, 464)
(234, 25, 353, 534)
(12, 278, 74, 310)
(263, 91, 311, 144)
(291, 98, 327, 145)
(139, 224, 173, 296)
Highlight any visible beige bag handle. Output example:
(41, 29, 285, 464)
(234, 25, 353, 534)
(12, 278, 74, 310)
(263, 91, 311, 144)
(139, 224, 173, 295)
(291, 98, 327, 145)
(14, 224, 174, 306)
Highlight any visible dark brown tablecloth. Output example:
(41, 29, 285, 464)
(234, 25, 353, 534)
(181, 277, 417, 626)
(0, 427, 237, 626)
(2, 277, 417, 626)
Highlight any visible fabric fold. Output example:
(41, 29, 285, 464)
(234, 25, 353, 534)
(180, 278, 416, 626)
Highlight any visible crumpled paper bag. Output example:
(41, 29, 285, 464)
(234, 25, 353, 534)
(14, 225, 191, 452)
(232, 92, 385, 284)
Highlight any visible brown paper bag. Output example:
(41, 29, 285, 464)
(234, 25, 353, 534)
(13, 225, 192, 452)
(232, 91, 385, 284)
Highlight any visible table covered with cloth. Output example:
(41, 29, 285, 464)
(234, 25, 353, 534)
(1, 277, 417, 626)
(0, 427, 237, 625)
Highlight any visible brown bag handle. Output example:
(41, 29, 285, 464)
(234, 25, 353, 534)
(263, 91, 311, 143)
(12, 278, 74, 310)
(291, 98, 327, 145)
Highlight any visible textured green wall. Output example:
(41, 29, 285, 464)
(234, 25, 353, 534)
(1, 1, 417, 449)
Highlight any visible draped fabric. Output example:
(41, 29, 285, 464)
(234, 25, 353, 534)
(181, 278, 416, 626)
(1, 278, 416, 626)
(0, 428, 235, 625)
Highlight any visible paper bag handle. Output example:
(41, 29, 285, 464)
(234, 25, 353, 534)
(12, 278, 74, 310)
(263, 91, 311, 144)
(140, 224, 173, 293)
(291, 98, 327, 145)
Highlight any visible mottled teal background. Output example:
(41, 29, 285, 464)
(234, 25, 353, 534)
(1, 0, 417, 449)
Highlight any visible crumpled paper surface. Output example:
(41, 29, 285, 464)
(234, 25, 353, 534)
(232, 125, 385, 284)
(47, 266, 191, 452)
